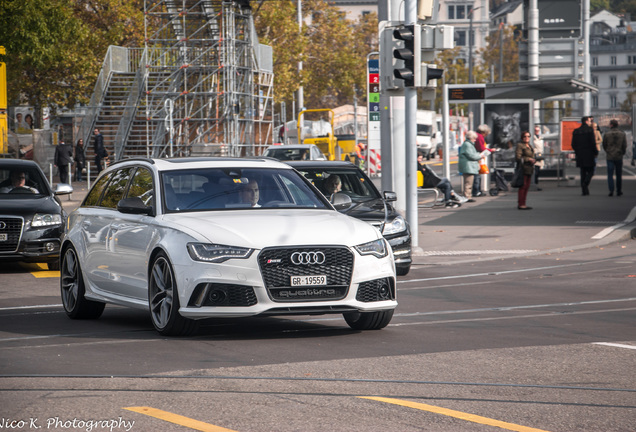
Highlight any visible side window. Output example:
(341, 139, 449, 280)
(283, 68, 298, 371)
(100, 168, 134, 209)
(82, 174, 112, 207)
(126, 167, 154, 206)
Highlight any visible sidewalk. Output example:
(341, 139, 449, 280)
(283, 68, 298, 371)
(412, 165, 636, 266)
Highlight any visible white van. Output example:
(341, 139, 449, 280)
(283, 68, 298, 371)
(416, 110, 438, 160)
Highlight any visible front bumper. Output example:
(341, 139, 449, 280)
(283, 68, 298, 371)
(172, 246, 397, 319)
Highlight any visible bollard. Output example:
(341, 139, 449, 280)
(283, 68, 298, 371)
(87, 162, 91, 190)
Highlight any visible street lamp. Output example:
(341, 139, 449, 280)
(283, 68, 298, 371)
(467, 6, 481, 84)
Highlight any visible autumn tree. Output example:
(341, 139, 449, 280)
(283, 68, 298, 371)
(0, 0, 145, 120)
(254, 0, 377, 116)
(476, 24, 520, 83)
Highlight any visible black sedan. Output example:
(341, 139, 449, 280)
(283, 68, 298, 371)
(0, 159, 73, 270)
(288, 161, 412, 276)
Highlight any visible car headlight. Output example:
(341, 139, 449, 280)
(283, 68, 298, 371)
(187, 243, 254, 263)
(382, 215, 407, 235)
(32, 213, 62, 227)
(354, 238, 388, 258)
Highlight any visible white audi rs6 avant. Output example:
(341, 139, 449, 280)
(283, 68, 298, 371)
(61, 157, 397, 335)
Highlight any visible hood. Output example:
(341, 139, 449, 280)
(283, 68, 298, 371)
(338, 198, 395, 223)
(161, 208, 382, 249)
(0, 195, 62, 218)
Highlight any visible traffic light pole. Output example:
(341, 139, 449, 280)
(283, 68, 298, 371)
(404, 0, 419, 253)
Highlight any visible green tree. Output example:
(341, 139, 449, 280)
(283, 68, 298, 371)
(591, 0, 611, 12)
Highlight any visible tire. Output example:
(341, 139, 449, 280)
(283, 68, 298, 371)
(47, 260, 60, 271)
(396, 265, 410, 276)
(60, 246, 105, 319)
(148, 252, 198, 336)
(343, 309, 394, 330)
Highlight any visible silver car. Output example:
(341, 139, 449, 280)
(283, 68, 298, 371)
(61, 157, 397, 336)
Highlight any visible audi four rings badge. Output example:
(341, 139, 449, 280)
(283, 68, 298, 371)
(0, 222, 6, 229)
(291, 251, 326, 265)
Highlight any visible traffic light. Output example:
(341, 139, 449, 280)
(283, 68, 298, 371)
(380, 26, 404, 91)
(422, 63, 444, 88)
(392, 24, 421, 88)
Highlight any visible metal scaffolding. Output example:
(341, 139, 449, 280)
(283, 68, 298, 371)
(80, 0, 273, 162)
(142, 0, 273, 158)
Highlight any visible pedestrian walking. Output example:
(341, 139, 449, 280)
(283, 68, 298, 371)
(571, 116, 598, 196)
(602, 119, 627, 197)
(93, 128, 108, 174)
(458, 131, 490, 203)
(54, 138, 74, 184)
(74, 139, 86, 182)
(515, 131, 536, 210)
(532, 125, 545, 190)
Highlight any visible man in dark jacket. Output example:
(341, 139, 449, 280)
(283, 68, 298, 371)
(602, 119, 627, 197)
(418, 151, 462, 208)
(54, 138, 74, 184)
(571, 116, 598, 196)
(93, 128, 108, 173)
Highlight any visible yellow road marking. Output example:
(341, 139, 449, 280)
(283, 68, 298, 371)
(19, 262, 59, 278)
(124, 407, 238, 432)
(359, 397, 551, 432)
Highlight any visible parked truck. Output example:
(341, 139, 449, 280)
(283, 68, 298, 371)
(416, 110, 438, 160)
(297, 109, 359, 162)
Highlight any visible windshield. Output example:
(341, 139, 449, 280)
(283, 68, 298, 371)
(417, 124, 432, 136)
(294, 168, 381, 202)
(161, 167, 330, 212)
(264, 147, 311, 161)
(0, 166, 47, 197)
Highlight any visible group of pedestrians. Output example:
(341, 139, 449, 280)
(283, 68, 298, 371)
(450, 116, 629, 211)
(572, 116, 627, 197)
(53, 128, 109, 184)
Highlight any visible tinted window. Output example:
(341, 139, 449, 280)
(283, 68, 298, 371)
(100, 168, 134, 209)
(126, 167, 154, 206)
(296, 168, 381, 202)
(82, 173, 111, 207)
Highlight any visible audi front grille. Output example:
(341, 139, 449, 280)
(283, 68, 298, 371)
(0, 217, 24, 253)
(258, 246, 354, 302)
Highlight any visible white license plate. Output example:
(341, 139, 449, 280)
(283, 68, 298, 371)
(0, 234, 7, 241)
(290, 275, 327, 287)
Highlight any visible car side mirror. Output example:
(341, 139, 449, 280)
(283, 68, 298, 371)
(54, 183, 74, 196)
(117, 197, 154, 216)
(330, 192, 352, 210)
(383, 191, 397, 202)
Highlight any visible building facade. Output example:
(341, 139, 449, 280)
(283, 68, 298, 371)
(590, 11, 636, 119)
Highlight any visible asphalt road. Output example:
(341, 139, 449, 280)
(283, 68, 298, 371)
(0, 161, 635, 431)
(1, 241, 635, 431)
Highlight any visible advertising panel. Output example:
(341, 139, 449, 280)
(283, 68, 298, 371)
(483, 100, 532, 171)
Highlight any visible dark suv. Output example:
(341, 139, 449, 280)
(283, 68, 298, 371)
(288, 161, 411, 276)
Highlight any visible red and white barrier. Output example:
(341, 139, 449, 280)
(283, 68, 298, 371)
(368, 149, 381, 175)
